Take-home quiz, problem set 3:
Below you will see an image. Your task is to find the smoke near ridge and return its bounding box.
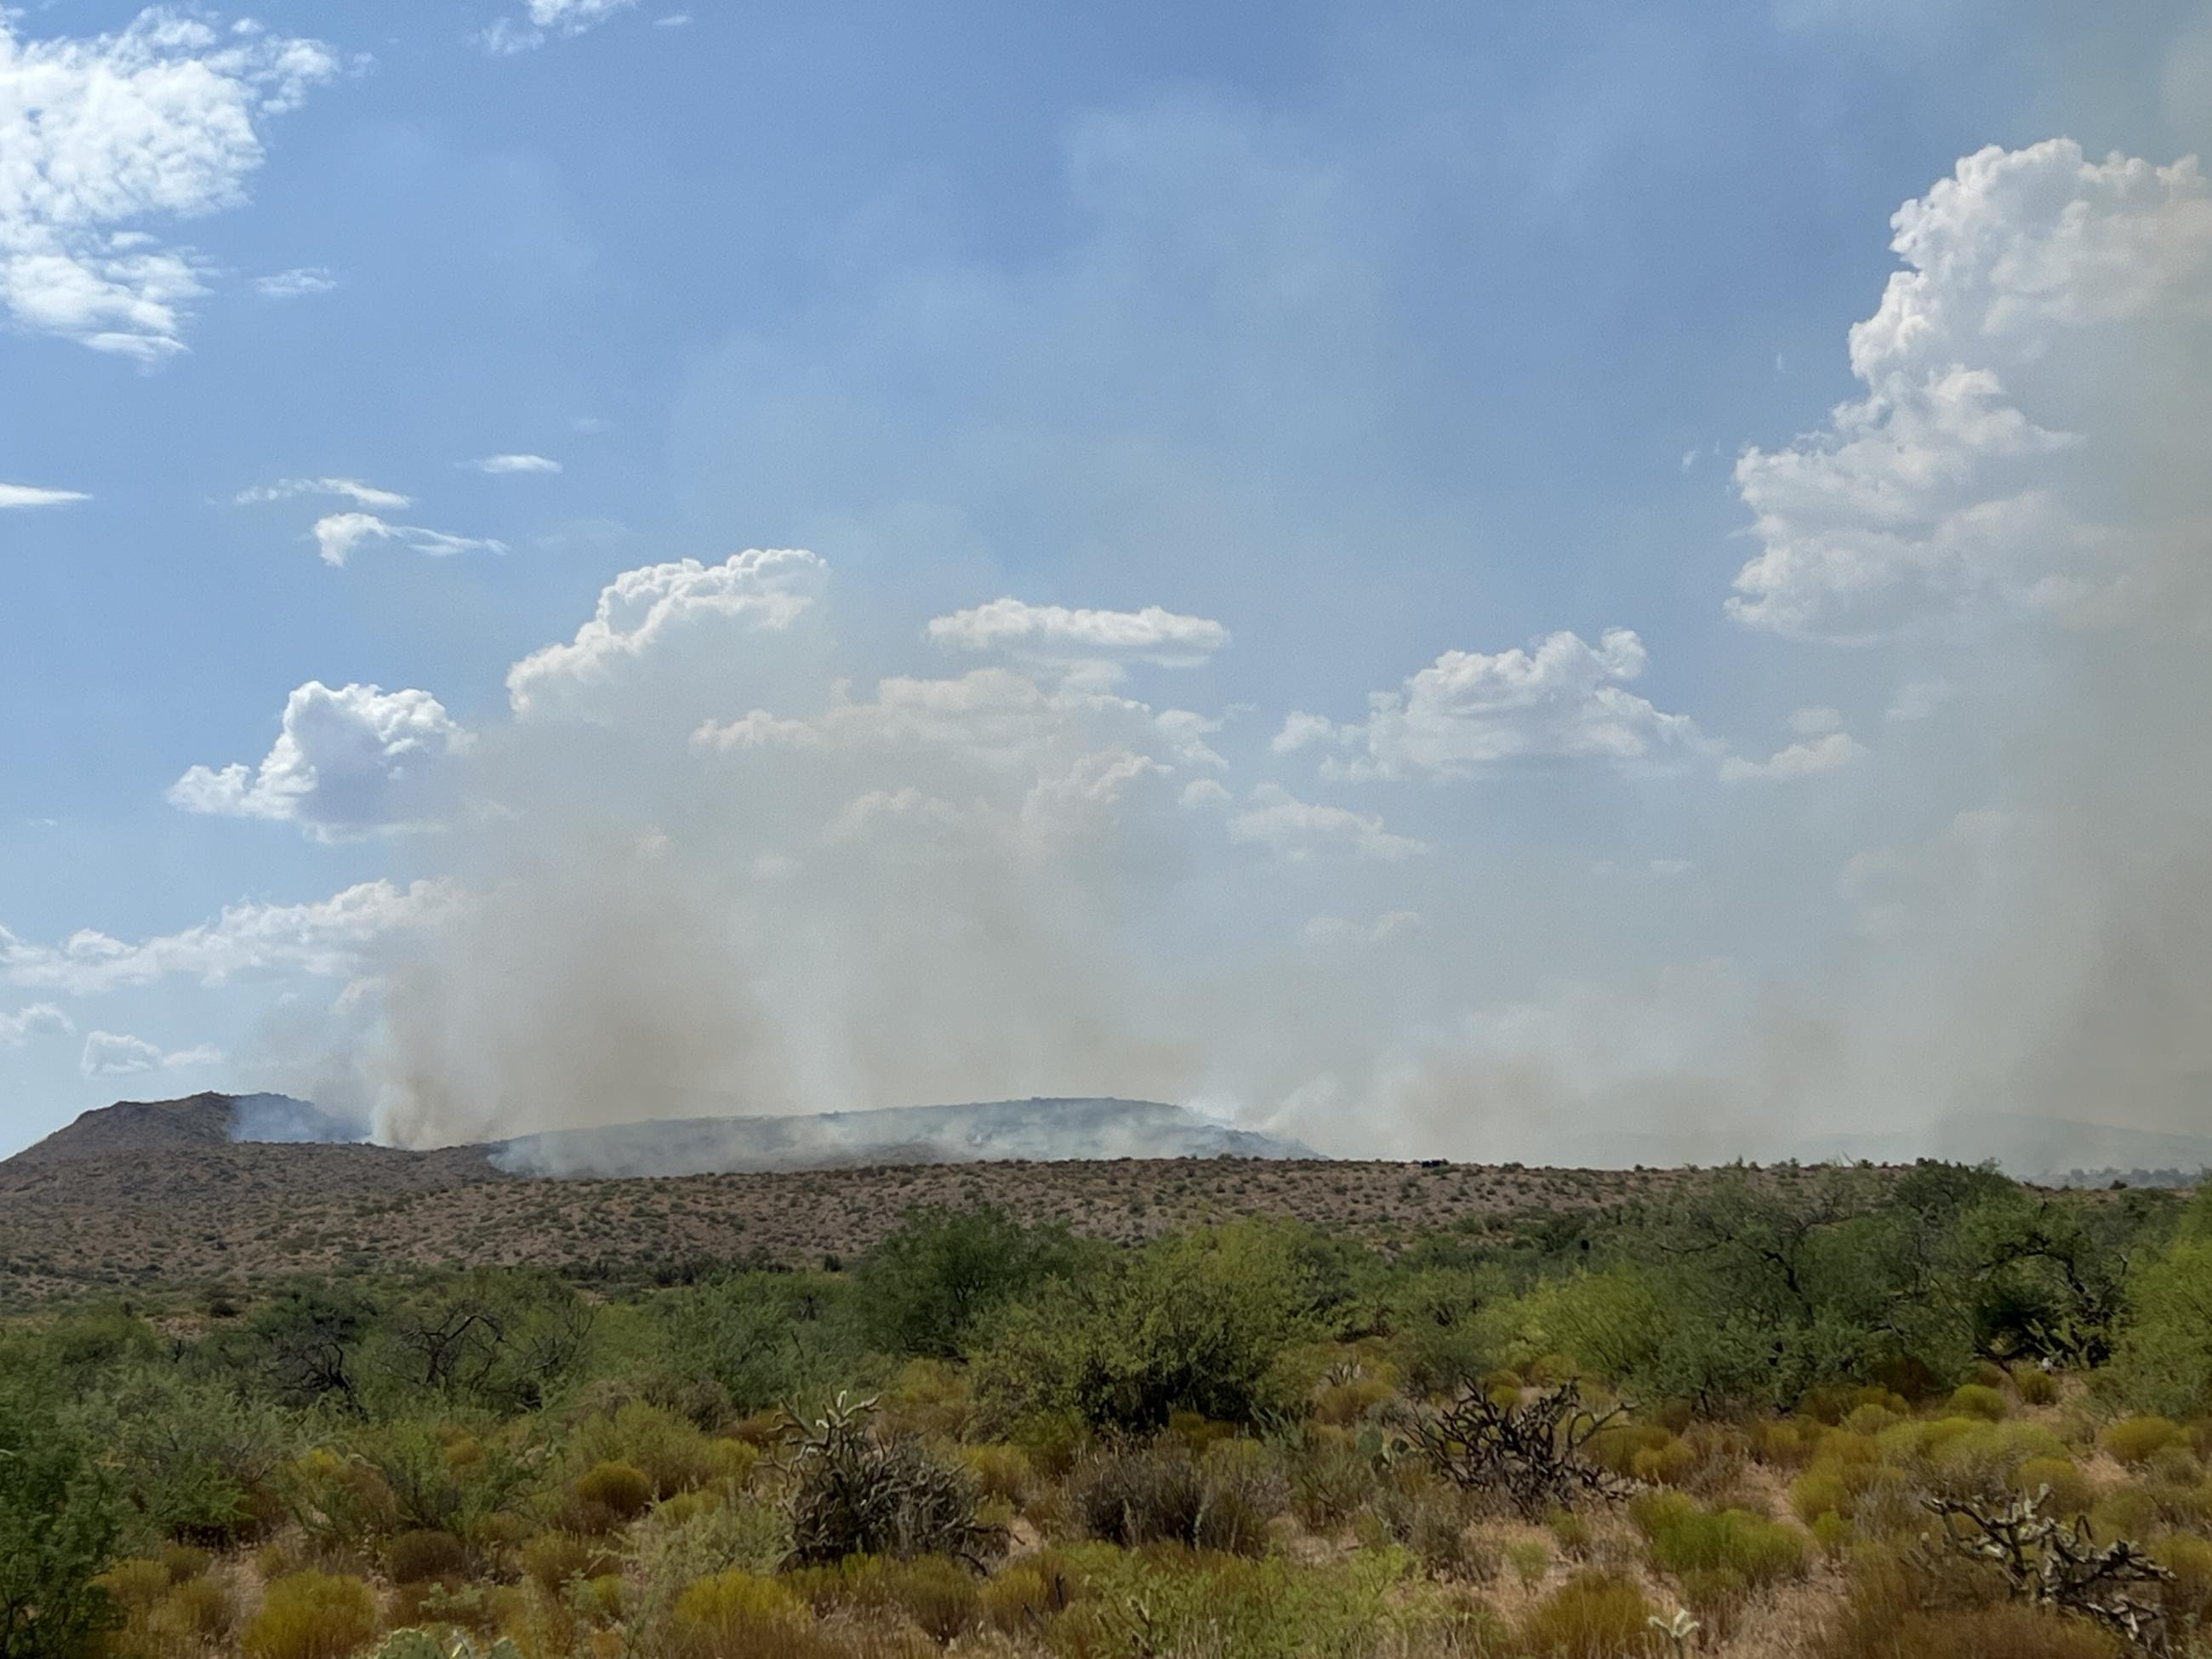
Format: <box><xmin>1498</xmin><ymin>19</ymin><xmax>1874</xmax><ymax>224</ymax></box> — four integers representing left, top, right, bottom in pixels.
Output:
<box><xmin>248</xmin><ymin>140</ymin><xmax>2212</xmax><ymax>1172</ymax></box>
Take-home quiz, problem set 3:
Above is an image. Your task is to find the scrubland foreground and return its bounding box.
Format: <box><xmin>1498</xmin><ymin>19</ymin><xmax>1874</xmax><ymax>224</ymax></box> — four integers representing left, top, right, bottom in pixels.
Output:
<box><xmin>12</xmin><ymin>1163</ymin><xmax>2212</xmax><ymax>1658</ymax></box>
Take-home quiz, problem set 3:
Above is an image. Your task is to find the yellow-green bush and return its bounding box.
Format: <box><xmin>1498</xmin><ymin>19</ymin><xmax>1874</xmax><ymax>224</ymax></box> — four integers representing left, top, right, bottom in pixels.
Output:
<box><xmin>571</xmin><ymin>1403</ymin><xmax>715</xmax><ymax>1498</ymax></box>
<box><xmin>978</xmin><ymin>1553</ymin><xmax>1078</xmax><ymax>1633</ymax></box>
<box><xmin>960</xmin><ymin>1443</ymin><xmax>1035</xmax><ymax>1506</ymax></box>
<box><xmin>569</xmin><ymin>1461</ymin><xmax>652</xmax><ymax>1530</ymax></box>
<box><xmin>1629</xmin><ymin>1490</ymin><xmax>1807</xmax><ymax>1590</ymax></box>
<box><xmin>2012</xmin><ymin>1456</ymin><xmax>2095</xmax><ymax>1517</ymax></box>
<box><xmin>239</xmin><ymin>1571</ymin><xmax>379</xmax><ymax>1659</ymax></box>
<box><xmin>2015</xmin><ymin>1366</ymin><xmax>2061</xmax><ymax>1406</ymax></box>
<box><xmin>1516</xmin><ymin>1571</ymin><xmax>1661</xmax><ymax>1658</ymax></box>
<box><xmin>668</xmin><ymin>1569</ymin><xmax>808</xmax><ymax>1653</ymax></box>
<box><xmin>1949</xmin><ymin>1384</ymin><xmax>2007</xmax><ymax>1422</ymax></box>
<box><xmin>2101</xmin><ymin>1417</ymin><xmax>2186</xmax><ymax>1467</ymax></box>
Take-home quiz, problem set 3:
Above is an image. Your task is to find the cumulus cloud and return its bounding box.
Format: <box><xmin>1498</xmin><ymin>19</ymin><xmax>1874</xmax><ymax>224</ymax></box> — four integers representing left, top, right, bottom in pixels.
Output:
<box><xmin>1</xmin><ymin>880</ymin><xmax>461</xmax><ymax>996</ymax></box>
<box><xmin>1727</xmin><ymin>141</ymin><xmax>2212</xmax><ymax>637</ymax></box>
<box><xmin>507</xmin><ymin>547</ymin><xmax>823</xmax><ymax>718</ymax></box>
<box><xmin>312</xmin><ymin>512</ymin><xmax>508</xmax><ymax>567</ymax></box>
<box><xmin>80</xmin><ymin>1030</ymin><xmax>222</xmax><ymax>1079</ymax></box>
<box><xmin>1277</xmin><ymin>629</ymin><xmax>1702</xmax><ymax>779</ymax></box>
<box><xmin>168</xmin><ymin>682</ymin><xmax>473</xmax><ymax>839</ymax></box>
<box><xmin>467</xmin><ymin>453</ymin><xmax>562</xmax><ymax>475</ymax></box>
<box><xmin>480</xmin><ymin>0</ymin><xmax>638</xmax><ymax>54</ymax></box>
<box><xmin>0</xmin><ymin>1003</ymin><xmax>71</xmax><ymax>1047</ymax></box>
<box><xmin>235</xmin><ymin>477</ymin><xmax>411</xmax><ymax>510</ymax></box>
<box><xmin>1719</xmin><ymin>731</ymin><xmax>1867</xmax><ymax>782</ymax></box>
<box><xmin>1228</xmin><ymin>784</ymin><xmax>1428</xmax><ymax>862</ymax></box>
<box><xmin>926</xmin><ymin>598</ymin><xmax>1229</xmax><ymax>666</ymax></box>
<box><xmin>0</xmin><ymin>483</ymin><xmax>88</xmax><ymax>508</ymax></box>
<box><xmin>0</xmin><ymin>9</ymin><xmax>339</xmax><ymax>358</ymax></box>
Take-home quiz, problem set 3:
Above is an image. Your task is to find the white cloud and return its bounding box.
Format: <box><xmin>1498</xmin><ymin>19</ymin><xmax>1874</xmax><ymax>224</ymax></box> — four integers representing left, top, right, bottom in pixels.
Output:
<box><xmin>235</xmin><ymin>477</ymin><xmax>411</xmax><ymax>510</ymax></box>
<box><xmin>313</xmin><ymin>512</ymin><xmax>508</xmax><ymax>568</ymax></box>
<box><xmin>0</xmin><ymin>10</ymin><xmax>339</xmax><ymax>358</ymax></box>
<box><xmin>1228</xmin><ymin>784</ymin><xmax>1428</xmax><ymax>862</ymax></box>
<box><xmin>1886</xmin><ymin>679</ymin><xmax>1957</xmax><ymax>721</ymax></box>
<box><xmin>507</xmin><ymin>547</ymin><xmax>824</xmax><ymax>718</ymax></box>
<box><xmin>1789</xmin><ymin>705</ymin><xmax>1844</xmax><ymax>736</ymax></box>
<box><xmin>0</xmin><ymin>482</ymin><xmax>88</xmax><ymax>508</ymax></box>
<box><xmin>1</xmin><ymin>879</ymin><xmax>462</xmax><ymax>996</ymax></box>
<box><xmin>1719</xmin><ymin>731</ymin><xmax>1867</xmax><ymax>782</ymax></box>
<box><xmin>1276</xmin><ymin>629</ymin><xmax>1702</xmax><ymax>780</ymax></box>
<box><xmin>0</xmin><ymin>1002</ymin><xmax>71</xmax><ymax>1047</ymax></box>
<box><xmin>479</xmin><ymin>0</ymin><xmax>638</xmax><ymax>54</ymax></box>
<box><xmin>80</xmin><ymin>1030</ymin><xmax>222</xmax><ymax>1079</ymax></box>
<box><xmin>926</xmin><ymin>597</ymin><xmax>1229</xmax><ymax>665</ymax></box>
<box><xmin>654</xmin><ymin>13</ymin><xmax>694</xmax><ymax>26</ymax></box>
<box><xmin>467</xmin><ymin>453</ymin><xmax>562</xmax><ymax>475</ymax></box>
<box><xmin>1727</xmin><ymin>141</ymin><xmax>2212</xmax><ymax>637</ymax></box>
<box><xmin>254</xmin><ymin>265</ymin><xmax>335</xmax><ymax>299</ymax></box>
<box><xmin>168</xmin><ymin>681</ymin><xmax>473</xmax><ymax>839</ymax></box>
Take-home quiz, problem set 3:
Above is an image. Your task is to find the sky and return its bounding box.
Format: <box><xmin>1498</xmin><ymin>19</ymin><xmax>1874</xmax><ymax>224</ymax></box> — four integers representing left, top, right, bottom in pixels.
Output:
<box><xmin>2</xmin><ymin>0</ymin><xmax>2208</xmax><ymax>1160</ymax></box>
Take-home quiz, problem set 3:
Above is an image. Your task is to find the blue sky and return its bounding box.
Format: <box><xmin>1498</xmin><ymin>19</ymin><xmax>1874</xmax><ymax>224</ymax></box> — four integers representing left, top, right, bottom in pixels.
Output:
<box><xmin>3</xmin><ymin>1</ymin><xmax>2209</xmax><ymax>1159</ymax></box>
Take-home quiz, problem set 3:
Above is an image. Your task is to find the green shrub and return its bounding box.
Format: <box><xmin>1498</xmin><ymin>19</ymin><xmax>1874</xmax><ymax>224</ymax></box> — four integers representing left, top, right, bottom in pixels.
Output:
<box><xmin>0</xmin><ymin>1394</ymin><xmax>124</xmax><ymax>1659</ymax></box>
<box><xmin>856</xmin><ymin>1206</ymin><xmax>1087</xmax><ymax>1360</ymax></box>
<box><xmin>667</xmin><ymin>1570</ymin><xmax>807</xmax><ymax>1655</ymax></box>
<box><xmin>1516</xmin><ymin>1571</ymin><xmax>1661</xmax><ymax>1658</ymax></box>
<box><xmin>973</xmin><ymin>1223</ymin><xmax>1313</xmax><ymax>1433</ymax></box>
<box><xmin>1950</xmin><ymin>1384</ymin><xmax>2007</xmax><ymax>1422</ymax></box>
<box><xmin>239</xmin><ymin>1571</ymin><xmax>378</xmax><ymax>1659</ymax></box>
<box><xmin>1629</xmin><ymin>1490</ymin><xmax>1808</xmax><ymax>1590</ymax></box>
<box><xmin>573</xmin><ymin>1461</ymin><xmax>653</xmax><ymax>1522</ymax></box>
<box><xmin>2101</xmin><ymin>1417</ymin><xmax>2186</xmax><ymax>1467</ymax></box>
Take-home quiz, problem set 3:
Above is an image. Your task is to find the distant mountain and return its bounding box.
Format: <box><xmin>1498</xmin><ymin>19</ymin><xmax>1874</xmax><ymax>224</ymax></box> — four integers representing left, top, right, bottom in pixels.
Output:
<box><xmin>11</xmin><ymin>1091</ymin><xmax>367</xmax><ymax>1165</ymax></box>
<box><xmin>489</xmin><ymin>1097</ymin><xmax>1317</xmax><ymax>1177</ymax></box>
<box><xmin>7</xmin><ymin>1092</ymin><xmax>1312</xmax><ymax>1178</ymax></box>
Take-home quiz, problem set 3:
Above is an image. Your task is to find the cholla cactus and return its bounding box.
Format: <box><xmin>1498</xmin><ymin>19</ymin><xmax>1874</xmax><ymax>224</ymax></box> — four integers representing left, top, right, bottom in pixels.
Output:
<box><xmin>370</xmin><ymin>1632</ymin><xmax>521</xmax><ymax>1659</ymax></box>
<box><xmin>778</xmin><ymin>1391</ymin><xmax>1003</xmax><ymax>1568</ymax></box>
<box><xmin>1649</xmin><ymin>1608</ymin><xmax>1701</xmax><ymax>1656</ymax></box>
<box><xmin>1918</xmin><ymin>1487</ymin><xmax>2173</xmax><ymax>1651</ymax></box>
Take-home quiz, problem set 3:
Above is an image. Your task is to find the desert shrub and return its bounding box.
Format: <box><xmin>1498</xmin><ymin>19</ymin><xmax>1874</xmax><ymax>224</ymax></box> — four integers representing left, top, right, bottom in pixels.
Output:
<box><xmin>567</xmin><ymin>1402</ymin><xmax>715</xmax><ymax>1499</ymax></box>
<box><xmin>782</xmin><ymin>1394</ymin><xmax>1001</xmax><ymax>1568</ymax></box>
<box><xmin>1368</xmin><ymin>1474</ymin><xmax>1482</xmax><ymax>1580</ymax></box>
<box><xmin>573</xmin><ymin>1461</ymin><xmax>653</xmax><ymax>1523</ymax></box>
<box><xmin>1952</xmin><ymin>1384</ymin><xmax>2009</xmax><ymax>1421</ymax></box>
<box><xmin>972</xmin><ymin>1223</ymin><xmax>1313</xmax><ymax>1433</ymax></box>
<box><xmin>1508</xmin><ymin>1541</ymin><xmax>1551</xmax><ymax>1588</ymax></box>
<box><xmin>1629</xmin><ymin>1490</ymin><xmax>1808</xmax><ymax>1590</ymax></box>
<box><xmin>958</xmin><ymin>1444</ymin><xmax>1034</xmax><ymax>1507</ymax></box>
<box><xmin>2018</xmin><ymin>1367</ymin><xmax>2062</xmax><ymax>1405</ymax></box>
<box><xmin>877</xmin><ymin>1556</ymin><xmax>978</xmax><ymax>1644</ymax></box>
<box><xmin>1047</xmin><ymin>1544</ymin><xmax>1419</xmax><ymax>1659</ymax></box>
<box><xmin>977</xmin><ymin>1555</ymin><xmax>1078</xmax><ymax>1633</ymax></box>
<box><xmin>1386</xmin><ymin>1266</ymin><xmax>1513</xmax><ymax>1394</ymax></box>
<box><xmin>334</xmin><ymin>1419</ymin><xmax>534</xmax><ymax>1547</ymax></box>
<box><xmin>77</xmin><ymin>1371</ymin><xmax>290</xmax><ymax>1548</ymax></box>
<box><xmin>365</xmin><ymin>1269</ymin><xmax>595</xmax><ymax>1417</ymax></box>
<box><xmin>629</xmin><ymin>1491</ymin><xmax>788</xmax><ymax>1590</ymax></box>
<box><xmin>856</xmin><ymin>1206</ymin><xmax>1088</xmax><ymax>1360</ymax></box>
<box><xmin>0</xmin><ymin>1392</ymin><xmax>124</xmax><ymax>1659</ymax></box>
<box><xmin>1516</xmin><ymin>1571</ymin><xmax>1661</xmax><ymax>1658</ymax></box>
<box><xmin>667</xmin><ymin>1570</ymin><xmax>807</xmax><ymax>1655</ymax></box>
<box><xmin>662</xmin><ymin>1272</ymin><xmax>866</xmax><ymax>1417</ymax></box>
<box><xmin>2101</xmin><ymin>1417</ymin><xmax>2187</xmax><ymax>1467</ymax></box>
<box><xmin>2105</xmin><ymin>1238</ymin><xmax>2212</xmax><ymax>1417</ymax></box>
<box><xmin>1063</xmin><ymin>1435</ymin><xmax>1285</xmax><ymax>1555</ymax></box>
<box><xmin>1279</xmin><ymin>1424</ymin><xmax>1377</xmax><ymax>1529</ymax></box>
<box><xmin>2015</xmin><ymin>1457</ymin><xmax>2097</xmax><ymax>1518</ymax></box>
<box><xmin>1818</xmin><ymin>1552</ymin><xmax>2126</xmax><ymax>1659</ymax></box>
<box><xmin>385</xmin><ymin>1530</ymin><xmax>468</xmax><ymax>1585</ymax></box>
<box><xmin>239</xmin><ymin>1571</ymin><xmax>378</xmax><ymax>1659</ymax></box>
